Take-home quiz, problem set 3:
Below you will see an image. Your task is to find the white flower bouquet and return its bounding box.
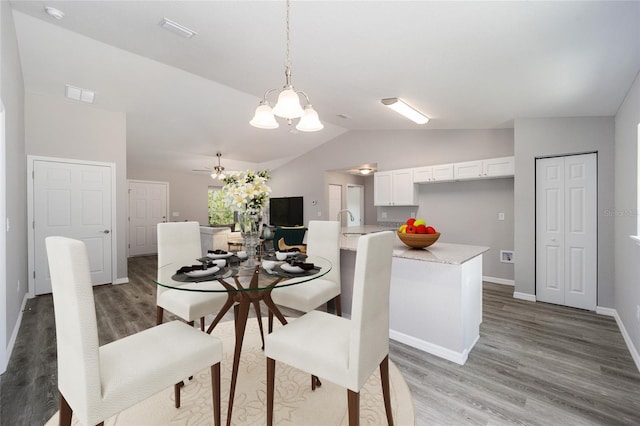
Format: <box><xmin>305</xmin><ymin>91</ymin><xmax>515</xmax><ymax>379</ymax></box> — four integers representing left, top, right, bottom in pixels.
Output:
<box><xmin>221</xmin><ymin>169</ymin><xmax>271</xmax><ymax>215</ymax></box>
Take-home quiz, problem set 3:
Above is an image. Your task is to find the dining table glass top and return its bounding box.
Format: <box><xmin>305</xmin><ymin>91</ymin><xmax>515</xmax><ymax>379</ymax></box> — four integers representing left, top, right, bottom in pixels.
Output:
<box><xmin>154</xmin><ymin>255</ymin><xmax>332</xmax><ymax>293</ymax></box>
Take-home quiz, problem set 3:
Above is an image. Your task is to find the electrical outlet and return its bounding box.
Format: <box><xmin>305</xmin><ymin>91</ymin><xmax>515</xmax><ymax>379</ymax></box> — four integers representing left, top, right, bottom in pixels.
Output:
<box><xmin>381</xmin><ymin>212</ymin><xmax>388</xmax><ymax>219</ymax></box>
<box><xmin>317</xmin><ymin>211</ymin><xmax>321</xmax><ymax>217</ymax></box>
<box><xmin>172</xmin><ymin>212</ymin><xmax>179</xmax><ymax>217</ymax></box>
<box><xmin>498</xmin><ymin>212</ymin><xmax>505</xmax><ymax>221</ymax></box>
<box><xmin>16</xmin><ymin>280</ymin><xmax>20</xmax><ymax>293</ymax></box>
<box><xmin>637</xmin><ymin>305</ymin><xmax>640</xmax><ymax>323</ymax></box>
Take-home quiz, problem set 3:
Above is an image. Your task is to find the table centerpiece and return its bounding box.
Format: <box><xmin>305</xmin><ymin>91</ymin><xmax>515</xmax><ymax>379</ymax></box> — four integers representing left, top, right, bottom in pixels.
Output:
<box><xmin>222</xmin><ymin>169</ymin><xmax>271</xmax><ymax>267</ymax></box>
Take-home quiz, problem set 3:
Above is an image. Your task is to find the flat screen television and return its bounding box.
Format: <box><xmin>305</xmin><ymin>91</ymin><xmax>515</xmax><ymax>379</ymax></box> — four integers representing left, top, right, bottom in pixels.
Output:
<box><xmin>269</xmin><ymin>196</ymin><xmax>304</xmax><ymax>227</ymax></box>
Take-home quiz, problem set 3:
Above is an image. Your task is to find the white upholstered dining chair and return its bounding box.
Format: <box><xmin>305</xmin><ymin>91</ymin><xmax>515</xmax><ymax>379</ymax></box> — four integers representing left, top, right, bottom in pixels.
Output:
<box><xmin>156</xmin><ymin>221</ymin><xmax>229</xmax><ymax>332</ymax></box>
<box><xmin>269</xmin><ymin>220</ymin><xmax>342</xmax><ymax>324</ymax></box>
<box><xmin>264</xmin><ymin>231</ymin><xmax>395</xmax><ymax>426</ymax></box>
<box><xmin>46</xmin><ymin>236</ymin><xmax>223</xmax><ymax>426</ymax></box>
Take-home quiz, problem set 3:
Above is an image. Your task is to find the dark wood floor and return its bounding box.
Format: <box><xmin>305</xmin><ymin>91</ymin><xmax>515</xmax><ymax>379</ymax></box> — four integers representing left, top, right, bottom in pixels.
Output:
<box><xmin>2</xmin><ymin>255</ymin><xmax>640</xmax><ymax>425</ymax></box>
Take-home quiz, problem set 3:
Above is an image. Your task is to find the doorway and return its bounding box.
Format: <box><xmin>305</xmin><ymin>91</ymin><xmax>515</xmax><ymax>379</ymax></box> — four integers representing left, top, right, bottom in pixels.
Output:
<box><xmin>28</xmin><ymin>156</ymin><xmax>116</xmax><ymax>295</ymax></box>
<box><xmin>346</xmin><ymin>184</ymin><xmax>364</xmax><ymax>227</ymax></box>
<box><xmin>535</xmin><ymin>153</ymin><xmax>597</xmax><ymax>310</ymax></box>
<box><xmin>128</xmin><ymin>180</ymin><xmax>168</xmax><ymax>256</ymax></box>
<box><xmin>328</xmin><ymin>184</ymin><xmax>342</xmax><ymax>223</ymax></box>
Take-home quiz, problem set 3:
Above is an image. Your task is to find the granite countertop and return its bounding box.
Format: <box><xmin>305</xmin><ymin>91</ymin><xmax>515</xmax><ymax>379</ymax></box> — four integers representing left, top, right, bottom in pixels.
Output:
<box><xmin>340</xmin><ymin>226</ymin><xmax>489</xmax><ymax>265</ymax></box>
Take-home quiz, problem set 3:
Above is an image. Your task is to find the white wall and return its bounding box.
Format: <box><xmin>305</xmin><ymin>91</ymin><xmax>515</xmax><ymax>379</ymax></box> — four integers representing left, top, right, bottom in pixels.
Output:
<box><xmin>513</xmin><ymin>117</ymin><xmax>615</xmax><ymax>307</ymax></box>
<box><xmin>1</xmin><ymin>1</ymin><xmax>27</xmax><ymax>373</ymax></box>
<box><xmin>25</xmin><ymin>92</ymin><xmax>128</xmax><ymax>282</ymax></box>
<box><xmin>269</xmin><ymin>128</ymin><xmax>515</xmax><ymax>281</ymax></box>
<box><xmin>614</xmin><ymin>71</ymin><xmax>640</xmax><ymax>358</ymax></box>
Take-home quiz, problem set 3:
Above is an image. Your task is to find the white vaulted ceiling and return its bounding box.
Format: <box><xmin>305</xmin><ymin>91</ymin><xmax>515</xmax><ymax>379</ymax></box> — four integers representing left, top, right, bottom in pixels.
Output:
<box><xmin>8</xmin><ymin>0</ymin><xmax>640</xmax><ymax>172</ymax></box>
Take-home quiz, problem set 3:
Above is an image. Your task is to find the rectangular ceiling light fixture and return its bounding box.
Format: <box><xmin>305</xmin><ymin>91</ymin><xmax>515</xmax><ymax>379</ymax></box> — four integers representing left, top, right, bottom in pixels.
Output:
<box><xmin>381</xmin><ymin>98</ymin><xmax>430</xmax><ymax>124</ymax></box>
<box><xmin>65</xmin><ymin>84</ymin><xmax>95</xmax><ymax>103</ymax></box>
<box><xmin>160</xmin><ymin>17</ymin><xmax>197</xmax><ymax>38</ymax></box>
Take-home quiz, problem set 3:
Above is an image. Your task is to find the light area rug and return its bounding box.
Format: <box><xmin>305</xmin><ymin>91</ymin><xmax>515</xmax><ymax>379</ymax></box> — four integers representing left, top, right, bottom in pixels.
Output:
<box><xmin>46</xmin><ymin>318</ymin><xmax>415</xmax><ymax>425</ymax></box>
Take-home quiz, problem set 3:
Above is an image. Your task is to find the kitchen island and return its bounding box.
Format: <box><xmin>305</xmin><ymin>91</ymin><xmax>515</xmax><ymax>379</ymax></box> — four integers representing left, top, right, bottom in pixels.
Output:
<box><xmin>340</xmin><ymin>226</ymin><xmax>488</xmax><ymax>365</ymax></box>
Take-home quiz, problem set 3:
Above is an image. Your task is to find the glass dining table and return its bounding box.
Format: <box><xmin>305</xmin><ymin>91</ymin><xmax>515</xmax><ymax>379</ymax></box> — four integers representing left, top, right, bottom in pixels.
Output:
<box><xmin>155</xmin><ymin>254</ymin><xmax>332</xmax><ymax>426</ymax></box>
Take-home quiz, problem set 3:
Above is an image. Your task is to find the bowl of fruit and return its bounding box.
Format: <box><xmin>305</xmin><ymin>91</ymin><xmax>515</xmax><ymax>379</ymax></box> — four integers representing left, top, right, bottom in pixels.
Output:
<box><xmin>397</xmin><ymin>218</ymin><xmax>440</xmax><ymax>248</ymax></box>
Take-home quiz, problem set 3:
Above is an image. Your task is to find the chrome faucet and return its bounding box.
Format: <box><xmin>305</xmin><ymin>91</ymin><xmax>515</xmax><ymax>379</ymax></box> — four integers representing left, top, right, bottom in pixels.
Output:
<box><xmin>337</xmin><ymin>209</ymin><xmax>354</xmax><ymax>223</ymax></box>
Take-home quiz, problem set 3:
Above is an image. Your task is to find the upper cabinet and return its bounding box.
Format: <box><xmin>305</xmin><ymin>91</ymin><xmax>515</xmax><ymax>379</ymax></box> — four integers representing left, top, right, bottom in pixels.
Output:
<box><xmin>374</xmin><ymin>168</ymin><xmax>417</xmax><ymax>206</ymax></box>
<box><xmin>413</xmin><ymin>164</ymin><xmax>454</xmax><ymax>183</ymax></box>
<box><xmin>375</xmin><ymin>156</ymin><xmax>514</xmax><ymax>207</ymax></box>
<box><xmin>453</xmin><ymin>156</ymin><xmax>514</xmax><ymax>180</ymax></box>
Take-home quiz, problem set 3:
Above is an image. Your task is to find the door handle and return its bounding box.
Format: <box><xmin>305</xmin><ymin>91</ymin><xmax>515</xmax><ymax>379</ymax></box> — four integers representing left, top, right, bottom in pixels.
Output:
<box><xmin>101</xmin><ymin>230</ymin><xmax>110</xmax><ymax>234</ymax></box>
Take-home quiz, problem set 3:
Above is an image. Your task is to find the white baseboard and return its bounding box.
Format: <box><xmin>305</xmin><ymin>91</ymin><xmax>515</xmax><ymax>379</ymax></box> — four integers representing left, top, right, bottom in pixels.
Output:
<box><xmin>483</xmin><ymin>276</ymin><xmax>515</xmax><ymax>286</ymax></box>
<box><xmin>596</xmin><ymin>306</ymin><xmax>616</xmax><ymax>317</ymax></box>
<box><xmin>1</xmin><ymin>293</ymin><xmax>29</xmax><ymax>374</ymax></box>
<box><xmin>389</xmin><ymin>328</ymin><xmax>477</xmax><ymax>365</ymax></box>
<box><xmin>513</xmin><ymin>292</ymin><xmax>536</xmax><ymax>302</ymax></box>
<box><xmin>113</xmin><ymin>277</ymin><xmax>129</xmax><ymax>285</ymax></box>
<box><xmin>608</xmin><ymin>308</ymin><xmax>640</xmax><ymax>373</ymax></box>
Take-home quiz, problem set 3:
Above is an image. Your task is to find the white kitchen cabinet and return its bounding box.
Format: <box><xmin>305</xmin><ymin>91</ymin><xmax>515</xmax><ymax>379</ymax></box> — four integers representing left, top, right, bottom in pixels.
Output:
<box><xmin>432</xmin><ymin>163</ymin><xmax>454</xmax><ymax>181</ymax></box>
<box><xmin>413</xmin><ymin>166</ymin><xmax>433</xmax><ymax>183</ymax></box>
<box><xmin>454</xmin><ymin>160</ymin><xmax>483</xmax><ymax>179</ymax></box>
<box><xmin>414</xmin><ymin>164</ymin><xmax>454</xmax><ymax>183</ymax></box>
<box><xmin>454</xmin><ymin>156</ymin><xmax>514</xmax><ymax>180</ymax></box>
<box><xmin>483</xmin><ymin>156</ymin><xmax>514</xmax><ymax>177</ymax></box>
<box><xmin>374</xmin><ymin>168</ymin><xmax>417</xmax><ymax>206</ymax></box>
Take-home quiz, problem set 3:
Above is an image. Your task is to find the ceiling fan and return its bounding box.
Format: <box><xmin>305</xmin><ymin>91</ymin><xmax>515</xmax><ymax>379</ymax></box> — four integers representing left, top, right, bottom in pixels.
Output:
<box><xmin>192</xmin><ymin>152</ymin><xmax>227</xmax><ymax>180</ymax></box>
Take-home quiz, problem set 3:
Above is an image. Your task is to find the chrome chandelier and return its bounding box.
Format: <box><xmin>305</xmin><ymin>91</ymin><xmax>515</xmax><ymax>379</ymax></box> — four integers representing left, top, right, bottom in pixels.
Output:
<box><xmin>249</xmin><ymin>0</ymin><xmax>323</xmax><ymax>132</ymax></box>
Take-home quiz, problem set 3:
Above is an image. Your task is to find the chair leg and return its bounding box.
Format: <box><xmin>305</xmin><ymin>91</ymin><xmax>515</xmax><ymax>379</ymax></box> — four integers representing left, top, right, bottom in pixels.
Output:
<box><xmin>268</xmin><ymin>309</ymin><xmax>274</xmax><ymax>333</ymax></box>
<box><xmin>200</xmin><ymin>317</ymin><xmax>205</xmax><ymax>331</ymax></box>
<box><xmin>311</xmin><ymin>375</ymin><xmax>322</xmax><ymax>390</ymax></box>
<box><xmin>59</xmin><ymin>391</ymin><xmax>73</xmax><ymax>426</ymax></box>
<box><xmin>211</xmin><ymin>363</ymin><xmax>221</xmax><ymax>426</ymax></box>
<box><xmin>156</xmin><ymin>306</ymin><xmax>164</xmax><ymax>325</ymax></box>
<box><xmin>187</xmin><ymin>320</ymin><xmax>195</xmax><ymax>327</ymax></box>
<box><xmin>380</xmin><ymin>355</ymin><xmax>394</xmax><ymax>425</ymax></box>
<box><xmin>334</xmin><ymin>295</ymin><xmax>342</xmax><ymax>317</ymax></box>
<box><xmin>266</xmin><ymin>357</ymin><xmax>276</xmax><ymax>426</ymax></box>
<box><xmin>174</xmin><ymin>382</ymin><xmax>182</xmax><ymax>408</ymax></box>
<box><xmin>347</xmin><ymin>389</ymin><xmax>360</xmax><ymax>426</ymax></box>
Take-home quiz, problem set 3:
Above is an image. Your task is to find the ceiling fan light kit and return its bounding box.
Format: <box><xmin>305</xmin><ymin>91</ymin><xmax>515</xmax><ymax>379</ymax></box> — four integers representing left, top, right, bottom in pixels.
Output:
<box><xmin>381</xmin><ymin>97</ymin><xmax>430</xmax><ymax>124</ymax></box>
<box><xmin>210</xmin><ymin>152</ymin><xmax>226</xmax><ymax>180</ymax></box>
<box><xmin>250</xmin><ymin>0</ymin><xmax>323</xmax><ymax>132</ymax></box>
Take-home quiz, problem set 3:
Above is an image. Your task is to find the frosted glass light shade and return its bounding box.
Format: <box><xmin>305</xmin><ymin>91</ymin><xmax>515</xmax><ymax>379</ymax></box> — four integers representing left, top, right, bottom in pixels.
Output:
<box><xmin>273</xmin><ymin>88</ymin><xmax>304</xmax><ymax>119</ymax></box>
<box><xmin>250</xmin><ymin>103</ymin><xmax>279</xmax><ymax>129</ymax></box>
<box><xmin>295</xmin><ymin>105</ymin><xmax>323</xmax><ymax>132</ymax></box>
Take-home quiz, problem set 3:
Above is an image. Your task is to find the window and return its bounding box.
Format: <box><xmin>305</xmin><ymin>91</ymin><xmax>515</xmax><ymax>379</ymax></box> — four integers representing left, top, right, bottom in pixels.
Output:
<box><xmin>208</xmin><ymin>188</ymin><xmax>234</xmax><ymax>226</ymax></box>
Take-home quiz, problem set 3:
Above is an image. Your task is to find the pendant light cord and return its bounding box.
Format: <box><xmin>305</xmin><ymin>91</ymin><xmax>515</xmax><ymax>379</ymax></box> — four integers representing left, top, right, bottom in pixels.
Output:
<box><xmin>284</xmin><ymin>0</ymin><xmax>292</xmax><ymax>86</ymax></box>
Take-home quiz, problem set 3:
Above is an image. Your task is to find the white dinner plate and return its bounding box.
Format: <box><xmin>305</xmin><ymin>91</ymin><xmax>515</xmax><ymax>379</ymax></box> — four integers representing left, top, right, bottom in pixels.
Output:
<box><xmin>207</xmin><ymin>252</ymin><xmax>233</xmax><ymax>259</ymax></box>
<box><xmin>184</xmin><ymin>266</ymin><xmax>220</xmax><ymax>277</ymax></box>
<box><xmin>280</xmin><ymin>264</ymin><xmax>304</xmax><ymax>274</ymax></box>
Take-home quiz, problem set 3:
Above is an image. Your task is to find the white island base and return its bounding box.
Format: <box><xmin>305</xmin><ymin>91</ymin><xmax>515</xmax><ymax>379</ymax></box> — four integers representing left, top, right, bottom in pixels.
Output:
<box><xmin>340</xmin><ymin>230</ymin><xmax>488</xmax><ymax>365</ymax></box>
<box><xmin>389</xmin><ymin>254</ymin><xmax>483</xmax><ymax>365</ymax></box>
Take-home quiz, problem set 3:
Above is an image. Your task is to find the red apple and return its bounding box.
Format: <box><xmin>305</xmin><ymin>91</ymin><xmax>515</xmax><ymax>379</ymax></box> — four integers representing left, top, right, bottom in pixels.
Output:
<box><xmin>426</xmin><ymin>226</ymin><xmax>436</xmax><ymax>234</ymax></box>
<box><xmin>405</xmin><ymin>225</ymin><xmax>417</xmax><ymax>234</ymax></box>
<box><xmin>406</xmin><ymin>218</ymin><xmax>416</xmax><ymax>226</ymax></box>
<box><xmin>416</xmin><ymin>224</ymin><xmax>427</xmax><ymax>234</ymax></box>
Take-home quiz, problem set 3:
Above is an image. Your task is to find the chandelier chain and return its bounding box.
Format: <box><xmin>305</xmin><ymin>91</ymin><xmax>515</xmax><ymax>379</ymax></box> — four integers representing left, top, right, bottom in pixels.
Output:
<box><xmin>285</xmin><ymin>0</ymin><xmax>291</xmax><ymax>74</ymax></box>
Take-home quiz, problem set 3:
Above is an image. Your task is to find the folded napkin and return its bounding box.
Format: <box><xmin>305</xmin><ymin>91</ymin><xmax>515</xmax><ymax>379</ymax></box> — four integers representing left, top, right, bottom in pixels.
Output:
<box><xmin>208</xmin><ymin>249</ymin><xmax>228</xmax><ymax>255</ymax></box>
<box><xmin>176</xmin><ymin>264</ymin><xmax>208</xmax><ymax>274</ymax></box>
<box><xmin>290</xmin><ymin>261</ymin><xmax>318</xmax><ymax>271</ymax></box>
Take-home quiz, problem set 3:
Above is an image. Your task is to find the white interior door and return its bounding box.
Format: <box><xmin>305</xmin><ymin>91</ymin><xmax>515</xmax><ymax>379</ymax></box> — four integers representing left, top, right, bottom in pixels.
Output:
<box><xmin>346</xmin><ymin>184</ymin><xmax>364</xmax><ymax>226</ymax></box>
<box><xmin>128</xmin><ymin>181</ymin><xmax>168</xmax><ymax>256</ymax></box>
<box><xmin>33</xmin><ymin>159</ymin><xmax>113</xmax><ymax>295</ymax></box>
<box><xmin>536</xmin><ymin>153</ymin><xmax>597</xmax><ymax>310</ymax></box>
<box><xmin>328</xmin><ymin>184</ymin><xmax>342</xmax><ymax>223</ymax></box>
